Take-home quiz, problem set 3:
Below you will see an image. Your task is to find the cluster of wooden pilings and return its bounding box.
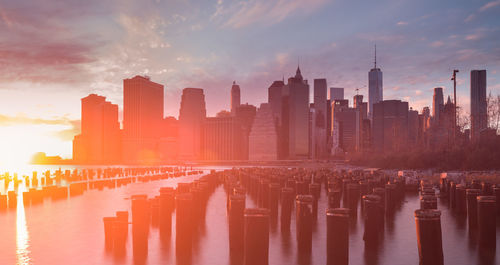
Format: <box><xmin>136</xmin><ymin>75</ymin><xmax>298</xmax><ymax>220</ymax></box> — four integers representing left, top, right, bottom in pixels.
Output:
<box><xmin>221</xmin><ymin>167</ymin><xmax>410</xmax><ymax>265</ymax></box>
<box><xmin>98</xmin><ymin>167</ymin><xmax>499</xmax><ymax>265</ymax></box>
<box><xmin>0</xmin><ymin>167</ymin><xmax>202</xmax><ymax>211</ymax></box>
<box><xmin>438</xmin><ymin>177</ymin><xmax>498</xmax><ymax>263</ymax></box>
<box><xmin>102</xmin><ymin>170</ymin><xmax>221</xmax><ymax>265</ymax></box>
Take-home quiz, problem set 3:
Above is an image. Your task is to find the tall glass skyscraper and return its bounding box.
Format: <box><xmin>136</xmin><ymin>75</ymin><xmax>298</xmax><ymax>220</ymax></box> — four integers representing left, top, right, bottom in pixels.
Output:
<box><xmin>368</xmin><ymin>46</ymin><xmax>383</xmax><ymax>119</ymax></box>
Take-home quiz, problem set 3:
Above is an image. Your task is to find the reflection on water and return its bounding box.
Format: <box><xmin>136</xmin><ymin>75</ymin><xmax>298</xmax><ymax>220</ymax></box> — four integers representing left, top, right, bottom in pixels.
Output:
<box><xmin>16</xmin><ymin>188</ymin><xmax>31</xmax><ymax>265</ymax></box>
<box><xmin>0</xmin><ymin>166</ymin><xmax>498</xmax><ymax>265</ymax></box>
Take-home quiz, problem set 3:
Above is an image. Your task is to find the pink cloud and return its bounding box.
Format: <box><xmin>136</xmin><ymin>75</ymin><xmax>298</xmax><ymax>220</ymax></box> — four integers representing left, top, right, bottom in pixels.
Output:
<box><xmin>213</xmin><ymin>0</ymin><xmax>329</xmax><ymax>28</ymax></box>
<box><xmin>479</xmin><ymin>0</ymin><xmax>500</xmax><ymax>12</ymax></box>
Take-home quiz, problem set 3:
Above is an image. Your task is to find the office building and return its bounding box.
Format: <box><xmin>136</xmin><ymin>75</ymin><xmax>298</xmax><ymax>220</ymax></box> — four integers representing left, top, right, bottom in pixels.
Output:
<box><xmin>330</xmin><ymin>87</ymin><xmax>344</xmax><ymax>101</ymax></box>
<box><xmin>179</xmin><ymin>88</ymin><xmax>206</xmax><ymax>160</ymax></box>
<box><xmin>73</xmin><ymin>94</ymin><xmax>121</xmax><ymax>164</ymax></box>
<box><xmin>284</xmin><ymin>66</ymin><xmax>310</xmax><ymax>159</ymax></box>
<box><xmin>368</xmin><ymin>47</ymin><xmax>383</xmax><ymax>118</ymax></box>
<box><xmin>470</xmin><ymin>70</ymin><xmax>487</xmax><ymax>141</ymax></box>
<box><xmin>372</xmin><ymin>100</ymin><xmax>409</xmax><ymax>152</ymax></box>
<box><xmin>432</xmin><ymin>87</ymin><xmax>444</xmax><ymax>123</ymax></box>
<box><xmin>313</xmin><ymin>79</ymin><xmax>328</xmax><ymax>158</ymax></box>
<box><xmin>122</xmin><ymin>75</ymin><xmax>164</xmax><ymax>163</ymax></box>
<box><xmin>230</xmin><ymin>81</ymin><xmax>241</xmax><ymax>115</ymax></box>
<box><xmin>249</xmin><ymin>103</ymin><xmax>278</xmax><ymax>160</ymax></box>
<box><xmin>201</xmin><ymin>116</ymin><xmax>244</xmax><ymax>160</ymax></box>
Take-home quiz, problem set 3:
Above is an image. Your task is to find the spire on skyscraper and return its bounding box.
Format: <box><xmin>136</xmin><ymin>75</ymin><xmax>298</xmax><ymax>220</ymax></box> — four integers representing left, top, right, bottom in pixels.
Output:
<box><xmin>374</xmin><ymin>44</ymin><xmax>377</xmax><ymax>69</ymax></box>
<box><xmin>295</xmin><ymin>63</ymin><xmax>303</xmax><ymax>80</ymax></box>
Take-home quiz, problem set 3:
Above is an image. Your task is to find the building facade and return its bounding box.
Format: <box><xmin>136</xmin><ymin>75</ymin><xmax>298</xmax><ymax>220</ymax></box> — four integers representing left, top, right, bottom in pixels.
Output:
<box><xmin>372</xmin><ymin>100</ymin><xmax>409</xmax><ymax>153</ymax></box>
<box><xmin>249</xmin><ymin>103</ymin><xmax>278</xmax><ymax>160</ymax></box>
<box><xmin>313</xmin><ymin>79</ymin><xmax>328</xmax><ymax>158</ymax></box>
<box><xmin>73</xmin><ymin>94</ymin><xmax>121</xmax><ymax>164</ymax></box>
<box><xmin>122</xmin><ymin>75</ymin><xmax>164</xmax><ymax>164</ymax></box>
<box><xmin>179</xmin><ymin>88</ymin><xmax>206</xmax><ymax>160</ymax></box>
<box><xmin>285</xmin><ymin>67</ymin><xmax>310</xmax><ymax>159</ymax></box>
<box><xmin>470</xmin><ymin>70</ymin><xmax>487</xmax><ymax>141</ymax></box>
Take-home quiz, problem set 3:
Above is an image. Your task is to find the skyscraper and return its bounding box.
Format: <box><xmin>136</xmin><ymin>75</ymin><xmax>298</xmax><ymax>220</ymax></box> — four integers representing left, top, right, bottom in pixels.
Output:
<box><xmin>122</xmin><ymin>75</ymin><xmax>164</xmax><ymax>163</ymax></box>
<box><xmin>201</xmin><ymin>116</ymin><xmax>244</xmax><ymax>160</ymax></box>
<box><xmin>313</xmin><ymin>78</ymin><xmax>327</xmax><ymax>158</ymax></box>
<box><xmin>73</xmin><ymin>94</ymin><xmax>121</xmax><ymax>164</ymax></box>
<box><xmin>330</xmin><ymin>87</ymin><xmax>344</xmax><ymax>101</ymax></box>
<box><xmin>285</xmin><ymin>66</ymin><xmax>310</xmax><ymax>159</ymax></box>
<box><xmin>158</xmin><ymin>117</ymin><xmax>179</xmax><ymax>161</ymax></box>
<box><xmin>179</xmin><ymin>88</ymin><xmax>206</xmax><ymax>160</ymax></box>
<box><xmin>432</xmin><ymin>87</ymin><xmax>444</xmax><ymax>123</ymax></box>
<box><xmin>353</xmin><ymin>94</ymin><xmax>368</xmax><ymax>120</ymax></box>
<box><xmin>249</xmin><ymin>103</ymin><xmax>278</xmax><ymax>160</ymax></box>
<box><xmin>268</xmin><ymin>80</ymin><xmax>285</xmax><ymax>124</ymax></box>
<box><xmin>408</xmin><ymin>108</ymin><xmax>419</xmax><ymax>146</ymax></box>
<box><xmin>372</xmin><ymin>100</ymin><xmax>409</xmax><ymax>152</ymax></box>
<box><xmin>230</xmin><ymin>81</ymin><xmax>241</xmax><ymax>115</ymax></box>
<box><xmin>336</xmin><ymin>107</ymin><xmax>361</xmax><ymax>153</ymax></box>
<box><xmin>470</xmin><ymin>70</ymin><xmax>487</xmax><ymax>141</ymax></box>
<box><xmin>267</xmin><ymin>80</ymin><xmax>286</xmax><ymax>158</ymax></box>
<box><xmin>368</xmin><ymin>46</ymin><xmax>383</xmax><ymax>118</ymax></box>
<box><xmin>353</xmin><ymin>94</ymin><xmax>368</xmax><ymax>151</ymax></box>
<box><xmin>331</xmin><ymin>99</ymin><xmax>349</xmax><ymax>154</ymax></box>
<box><xmin>235</xmin><ymin>103</ymin><xmax>257</xmax><ymax>159</ymax></box>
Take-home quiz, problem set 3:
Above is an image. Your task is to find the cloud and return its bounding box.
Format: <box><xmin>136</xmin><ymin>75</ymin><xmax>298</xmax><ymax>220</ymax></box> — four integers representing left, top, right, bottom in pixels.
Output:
<box><xmin>465</xmin><ymin>34</ymin><xmax>480</xmax><ymax>41</ymax></box>
<box><xmin>212</xmin><ymin>0</ymin><xmax>329</xmax><ymax>28</ymax></box>
<box><xmin>0</xmin><ymin>0</ymin><xmax>109</xmax><ymax>84</ymax></box>
<box><xmin>464</xmin><ymin>14</ymin><xmax>475</xmax><ymax>23</ymax></box>
<box><xmin>430</xmin><ymin>41</ymin><xmax>444</xmax><ymax>47</ymax></box>
<box><xmin>479</xmin><ymin>0</ymin><xmax>500</xmax><ymax>12</ymax></box>
<box><xmin>465</xmin><ymin>1</ymin><xmax>500</xmax><ymax>23</ymax></box>
<box><xmin>0</xmin><ymin>114</ymin><xmax>76</xmax><ymax>126</ymax></box>
<box><xmin>51</xmin><ymin>120</ymin><xmax>81</xmax><ymax>141</ymax></box>
<box><xmin>396</xmin><ymin>21</ymin><xmax>408</xmax><ymax>26</ymax></box>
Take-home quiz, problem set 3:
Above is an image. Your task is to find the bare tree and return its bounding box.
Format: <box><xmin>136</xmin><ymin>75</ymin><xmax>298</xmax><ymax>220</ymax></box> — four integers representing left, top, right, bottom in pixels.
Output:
<box><xmin>487</xmin><ymin>92</ymin><xmax>500</xmax><ymax>133</ymax></box>
<box><xmin>457</xmin><ymin>105</ymin><xmax>470</xmax><ymax>132</ymax></box>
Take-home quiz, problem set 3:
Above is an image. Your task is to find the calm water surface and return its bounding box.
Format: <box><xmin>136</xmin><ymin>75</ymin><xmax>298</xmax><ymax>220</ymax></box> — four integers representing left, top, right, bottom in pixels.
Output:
<box><xmin>0</xmin><ymin>166</ymin><xmax>498</xmax><ymax>265</ymax></box>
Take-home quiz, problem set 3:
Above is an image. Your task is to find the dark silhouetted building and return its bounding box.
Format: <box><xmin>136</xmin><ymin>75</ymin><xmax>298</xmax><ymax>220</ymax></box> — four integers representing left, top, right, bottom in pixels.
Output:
<box><xmin>122</xmin><ymin>75</ymin><xmax>164</xmax><ymax>164</ymax></box>
<box><xmin>330</xmin><ymin>87</ymin><xmax>344</xmax><ymax>100</ymax></box>
<box><xmin>179</xmin><ymin>88</ymin><xmax>206</xmax><ymax>160</ymax></box>
<box><xmin>353</xmin><ymin>94</ymin><xmax>369</xmax><ymax>151</ymax></box>
<box><xmin>73</xmin><ymin>94</ymin><xmax>121</xmax><ymax>164</ymax></box>
<box><xmin>331</xmin><ymin>99</ymin><xmax>349</xmax><ymax>154</ymax></box>
<box><xmin>408</xmin><ymin>108</ymin><xmax>419</xmax><ymax>146</ymax></box>
<box><xmin>432</xmin><ymin>87</ymin><xmax>444</xmax><ymax>124</ymax></box>
<box><xmin>230</xmin><ymin>81</ymin><xmax>241</xmax><ymax>115</ymax></box>
<box><xmin>235</xmin><ymin>103</ymin><xmax>257</xmax><ymax>159</ymax></box>
<box><xmin>372</xmin><ymin>100</ymin><xmax>409</xmax><ymax>152</ymax></box>
<box><xmin>267</xmin><ymin>80</ymin><xmax>287</xmax><ymax>159</ymax></box>
<box><xmin>284</xmin><ymin>67</ymin><xmax>310</xmax><ymax>159</ymax></box>
<box><xmin>336</xmin><ymin>107</ymin><xmax>361</xmax><ymax>153</ymax></box>
<box><xmin>470</xmin><ymin>70</ymin><xmax>487</xmax><ymax>141</ymax></box>
<box><xmin>313</xmin><ymin>78</ymin><xmax>328</xmax><ymax>158</ymax></box>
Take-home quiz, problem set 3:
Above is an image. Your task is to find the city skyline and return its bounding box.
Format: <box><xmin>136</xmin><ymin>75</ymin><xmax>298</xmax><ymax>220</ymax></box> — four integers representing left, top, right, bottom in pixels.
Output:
<box><xmin>0</xmin><ymin>0</ymin><xmax>499</xmax><ymax>164</ymax></box>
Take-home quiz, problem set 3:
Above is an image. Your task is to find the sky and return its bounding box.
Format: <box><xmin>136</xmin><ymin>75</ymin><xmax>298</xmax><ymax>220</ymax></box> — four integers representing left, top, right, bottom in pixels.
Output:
<box><xmin>0</xmin><ymin>0</ymin><xmax>499</xmax><ymax>164</ymax></box>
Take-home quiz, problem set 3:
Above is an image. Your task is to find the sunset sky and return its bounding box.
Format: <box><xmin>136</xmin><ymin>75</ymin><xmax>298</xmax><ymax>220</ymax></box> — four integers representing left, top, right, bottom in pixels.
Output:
<box><xmin>0</xmin><ymin>0</ymin><xmax>499</xmax><ymax>164</ymax></box>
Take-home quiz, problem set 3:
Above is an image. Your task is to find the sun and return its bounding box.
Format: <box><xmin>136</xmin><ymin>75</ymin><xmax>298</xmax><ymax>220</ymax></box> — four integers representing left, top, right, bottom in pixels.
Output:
<box><xmin>0</xmin><ymin>124</ymin><xmax>73</xmax><ymax>169</ymax></box>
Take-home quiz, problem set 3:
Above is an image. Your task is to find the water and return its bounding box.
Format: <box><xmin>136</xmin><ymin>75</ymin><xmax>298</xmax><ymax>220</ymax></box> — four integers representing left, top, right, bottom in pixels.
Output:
<box><xmin>0</xmin><ymin>167</ymin><xmax>498</xmax><ymax>265</ymax></box>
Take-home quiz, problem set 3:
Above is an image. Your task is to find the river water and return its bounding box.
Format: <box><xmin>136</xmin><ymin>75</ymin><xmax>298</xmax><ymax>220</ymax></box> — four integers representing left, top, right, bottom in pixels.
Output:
<box><xmin>0</xmin><ymin>166</ymin><xmax>498</xmax><ymax>265</ymax></box>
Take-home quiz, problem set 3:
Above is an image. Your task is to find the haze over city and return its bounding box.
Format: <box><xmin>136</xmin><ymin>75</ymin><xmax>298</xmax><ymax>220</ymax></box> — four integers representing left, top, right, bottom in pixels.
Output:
<box><xmin>0</xmin><ymin>0</ymin><xmax>499</xmax><ymax>164</ymax></box>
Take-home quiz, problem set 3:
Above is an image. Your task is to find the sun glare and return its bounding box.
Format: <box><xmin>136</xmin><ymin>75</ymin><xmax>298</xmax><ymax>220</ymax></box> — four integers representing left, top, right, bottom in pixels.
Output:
<box><xmin>16</xmin><ymin>187</ymin><xmax>31</xmax><ymax>265</ymax></box>
<box><xmin>0</xmin><ymin>124</ymin><xmax>72</xmax><ymax>167</ymax></box>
